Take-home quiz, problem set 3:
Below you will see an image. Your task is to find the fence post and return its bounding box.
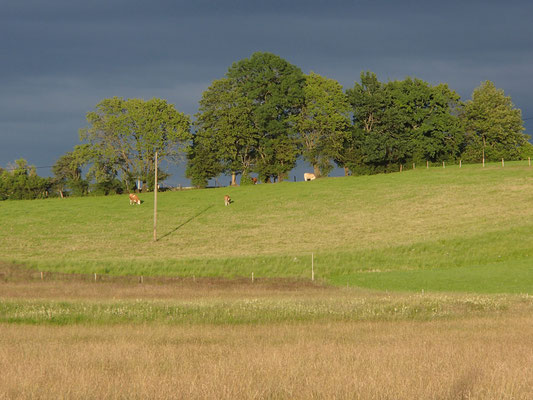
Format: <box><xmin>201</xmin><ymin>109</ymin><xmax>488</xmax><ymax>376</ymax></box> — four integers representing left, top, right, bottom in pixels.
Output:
<box><xmin>529</xmin><ymin>157</ymin><xmax>531</xmax><ymax>167</ymax></box>
<box><xmin>426</xmin><ymin>160</ymin><xmax>429</xmax><ymax>169</ymax></box>
<box><xmin>252</xmin><ymin>272</ymin><xmax>254</xmax><ymax>283</ymax></box>
<box><xmin>400</xmin><ymin>164</ymin><xmax>403</xmax><ymax>172</ymax></box>
<box><xmin>443</xmin><ymin>161</ymin><xmax>445</xmax><ymax>169</ymax></box>
<box><xmin>311</xmin><ymin>253</ymin><xmax>315</xmax><ymax>282</ymax></box>
<box><xmin>502</xmin><ymin>158</ymin><xmax>504</xmax><ymax>167</ymax></box>
<box><xmin>413</xmin><ymin>163</ymin><xmax>415</xmax><ymax>169</ymax></box>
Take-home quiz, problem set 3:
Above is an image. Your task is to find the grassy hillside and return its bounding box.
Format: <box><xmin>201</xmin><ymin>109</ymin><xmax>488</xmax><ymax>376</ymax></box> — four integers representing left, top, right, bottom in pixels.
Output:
<box><xmin>1</xmin><ymin>162</ymin><xmax>533</xmax><ymax>292</ymax></box>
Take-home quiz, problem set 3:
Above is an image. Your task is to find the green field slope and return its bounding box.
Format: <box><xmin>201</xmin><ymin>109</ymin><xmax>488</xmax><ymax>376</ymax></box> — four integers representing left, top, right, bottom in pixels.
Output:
<box><xmin>1</xmin><ymin>162</ymin><xmax>533</xmax><ymax>293</ymax></box>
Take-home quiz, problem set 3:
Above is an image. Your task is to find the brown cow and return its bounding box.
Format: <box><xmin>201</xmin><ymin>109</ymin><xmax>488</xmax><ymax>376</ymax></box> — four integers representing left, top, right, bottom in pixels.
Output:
<box><xmin>129</xmin><ymin>193</ymin><xmax>141</xmax><ymax>205</ymax></box>
<box><xmin>224</xmin><ymin>195</ymin><xmax>231</xmax><ymax>206</ymax></box>
<box><xmin>251</xmin><ymin>177</ymin><xmax>258</xmax><ymax>185</ymax></box>
<box><xmin>304</xmin><ymin>173</ymin><xmax>316</xmax><ymax>181</ymax></box>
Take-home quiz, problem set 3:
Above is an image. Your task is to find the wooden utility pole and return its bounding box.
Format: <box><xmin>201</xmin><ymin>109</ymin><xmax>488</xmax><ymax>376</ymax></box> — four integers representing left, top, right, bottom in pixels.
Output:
<box><xmin>153</xmin><ymin>151</ymin><xmax>158</xmax><ymax>242</ymax></box>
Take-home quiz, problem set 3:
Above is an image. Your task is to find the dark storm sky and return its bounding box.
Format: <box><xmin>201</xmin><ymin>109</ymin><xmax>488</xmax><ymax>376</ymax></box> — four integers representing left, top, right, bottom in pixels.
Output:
<box><xmin>2</xmin><ymin>0</ymin><xmax>532</xmax><ymax>184</ymax></box>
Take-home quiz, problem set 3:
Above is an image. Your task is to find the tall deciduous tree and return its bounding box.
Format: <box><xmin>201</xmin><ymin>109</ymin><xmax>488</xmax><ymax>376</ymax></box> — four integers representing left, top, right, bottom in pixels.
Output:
<box><xmin>189</xmin><ymin>52</ymin><xmax>305</xmax><ymax>184</ymax></box>
<box><xmin>344</xmin><ymin>71</ymin><xmax>391</xmax><ymax>174</ymax></box>
<box><xmin>185</xmin><ymin>132</ymin><xmax>224</xmax><ymax>188</ymax></box>
<box><xmin>462</xmin><ymin>81</ymin><xmax>527</xmax><ymax>162</ymax></box>
<box><xmin>345</xmin><ymin>72</ymin><xmax>464</xmax><ymax>174</ymax></box>
<box><xmin>386</xmin><ymin>78</ymin><xmax>463</xmax><ymax>165</ymax></box>
<box><xmin>80</xmin><ymin>97</ymin><xmax>191</xmax><ymax>191</ymax></box>
<box><xmin>52</xmin><ymin>144</ymin><xmax>92</xmax><ymax>197</ymax></box>
<box><xmin>226</xmin><ymin>52</ymin><xmax>305</xmax><ymax>182</ymax></box>
<box><xmin>295</xmin><ymin>72</ymin><xmax>350</xmax><ymax>177</ymax></box>
<box><xmin>192</xmin><ymin>78</ymin><xmax>257</xmax><ymax>186</ymax></box>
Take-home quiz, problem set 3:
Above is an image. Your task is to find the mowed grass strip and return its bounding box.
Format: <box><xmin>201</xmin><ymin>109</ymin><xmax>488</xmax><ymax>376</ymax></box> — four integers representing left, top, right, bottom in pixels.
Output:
<box><xmin>0</xmin><ymin>290</ymin><xmax>527</xmax><ymax>326</ymax></box>
<box><xmin>1</xmin><ymin>162</ymin><xmax>533</xmax><ymax>292</ymax></box>
<box><xmin>1</xmin><ymin>263</ymin><xmax>528</xmax><ymax>326</ymax></box>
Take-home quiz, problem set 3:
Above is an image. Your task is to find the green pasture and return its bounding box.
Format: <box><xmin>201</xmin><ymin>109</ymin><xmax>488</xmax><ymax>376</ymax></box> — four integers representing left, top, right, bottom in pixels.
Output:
<box><xmin>1</xmin><ymin>161</ymin><xmax>533</xmax><ymax>293</ymax></box>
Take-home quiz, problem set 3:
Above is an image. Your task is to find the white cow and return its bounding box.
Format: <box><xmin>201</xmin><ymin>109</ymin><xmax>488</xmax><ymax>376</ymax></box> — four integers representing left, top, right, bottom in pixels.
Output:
<box><xmin>304</xmin><ymin>173</ymin><xmax>316</xmax><ymax>181</ymax></box>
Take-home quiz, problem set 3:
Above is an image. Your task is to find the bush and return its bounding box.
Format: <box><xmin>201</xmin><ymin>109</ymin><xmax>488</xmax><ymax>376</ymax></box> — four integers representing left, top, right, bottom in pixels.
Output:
<box><xmin>0</xmin><ymin>160</ymin><xmax>55</xmax><ymax>200</ymax></box>
<box><xmin>239</xmin><ymin>172</ymin><xmax>254</xmax><ymax>186</ymax></box>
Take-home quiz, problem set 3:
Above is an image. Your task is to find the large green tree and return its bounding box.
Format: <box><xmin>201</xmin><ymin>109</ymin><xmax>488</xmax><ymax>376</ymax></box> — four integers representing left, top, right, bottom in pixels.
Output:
<box><xmin>52</xmin><ymin>144</ymin><xmax>92</xmax><ymax>197</ymax></box>
<box><xmin>191</xmin><ymin>78</ymin><xmax>257</xmax><ymax>186</ymax></box>
<box><xmin>185</xmin><ymin>132</ymin><xmax>225</xmax><ymax>188</ymax></box>
<box><xmin>189</xmin><ymin>52</ymin><xmax>305</xmax><ymax>184</ymax></box>
<box><xmin>295</xmin><ymin>72</ymin><xmax>350</xmax><ymax>177</ymax></box>
<box><xmin>226</xmin><ymin>52</ymin><xmax>305</xmax><ymax>182</ymax></box>
<box><xmin>461</xmin><ymin>81</ymin><xmax>527</xmax><ymax>162</ymax></box>
<box><xmin>80</xmin><ymin>97</ymin><xmax>191</xmax><ymax>191</ymax></box>
<box><xmin>344</xmin><ymin>71</ymin><xmax>391</xmax><ymax>174</ymax></box>
<box><xmin>386</xmin><ymin>78</ymin><xmax>463</xmax><ymax>165</ymax></box>
<box><xmin>345</xmin><ymin>72</ymin><xmax>463</xmax><ymax>174</ymax></box>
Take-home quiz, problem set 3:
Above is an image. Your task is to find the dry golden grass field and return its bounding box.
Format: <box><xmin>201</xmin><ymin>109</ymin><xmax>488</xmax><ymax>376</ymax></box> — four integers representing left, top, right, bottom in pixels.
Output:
<box><xmin>2</xmin><ymin>263</ymin><xmax>533</xmax><ymax>400</ymax></box>
<box><xmin>3</xmin><ymin>317</ymin><xmax>533</xmax><ymax>400</ymax></box>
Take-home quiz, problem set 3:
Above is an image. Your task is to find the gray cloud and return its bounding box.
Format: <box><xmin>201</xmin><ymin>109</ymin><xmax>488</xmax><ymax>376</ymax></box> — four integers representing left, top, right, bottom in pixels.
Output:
<box><xmin>2</xmin><ymin>0</ymin><xmax>532</xmax><ymax>183</ymax></box>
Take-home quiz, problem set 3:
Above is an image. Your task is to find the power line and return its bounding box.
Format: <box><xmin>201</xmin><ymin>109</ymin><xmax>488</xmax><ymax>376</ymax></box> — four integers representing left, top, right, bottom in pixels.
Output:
<box><xmin>2</xmin><ymin>165</ymin><xmax>54</xmax><ymax>171</ymax></box>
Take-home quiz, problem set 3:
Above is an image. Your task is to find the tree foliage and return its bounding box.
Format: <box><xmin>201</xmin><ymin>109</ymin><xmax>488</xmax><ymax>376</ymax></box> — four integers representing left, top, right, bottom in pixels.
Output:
<box><xmin>188</xmin><ymin>52</ymin><xmax>305</xmax><ymax>185</ymax></box>
<box><xmin>80</xmin><ymin>97</ymin><xmax>191</xmax><ymax>191</ymax></box>
<box><xmin>226</xmin><ymin>52</ymin><xmax>305</xmax><ymax>182</ymax></box>
<box><xmin>0</xmin><ymin>159</ymin><xmax>52</xmax><ymax>200</ymax></box>
<box><xmin>345</xmin><ymin>72</ymin><xmax>464</xmax><ymax>174</ymax></box>
<box><xmin>191</xmin><ymin>78</ymin><xmax>256</xmax><ymax>186</ymax></box>
<box><xmin>294</xmin><ymin>72</ymin><xmax>350</xmax><ymax>177</ymax></box>
<box><xmin>387</xmin><ymin>78</ymin><xmax>463</xmax><ymax>164</ymax></box>
<box><xmin>461</xmin><ymin>81</ymin><xmax>528</xmax><ymax>162</ymax></box>
<box><xmin>52</xmin><ymin>144</ymin><xmax>92</xmax><ymax>196</ymax></box>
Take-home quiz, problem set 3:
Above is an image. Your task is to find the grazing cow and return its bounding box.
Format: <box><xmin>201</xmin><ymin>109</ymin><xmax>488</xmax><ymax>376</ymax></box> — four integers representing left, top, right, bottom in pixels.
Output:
<box><xmin>129</xmin><ymin>193</ymin><xmax>141</xmax><ymax>205</ymax></box>
<box><xmin>251</xmin><ymin>177</ymin><xmax>258</xmax><ymax>185</ymax></box>
<box><xmin>304</xmin><ymin>173</ymin><xmax>316</xmax><ymax>181</ymax></box>
<box><xmin>224</xmin><ymin>195</ymin><xmax>231</xmax><ymax>206</ymax></box>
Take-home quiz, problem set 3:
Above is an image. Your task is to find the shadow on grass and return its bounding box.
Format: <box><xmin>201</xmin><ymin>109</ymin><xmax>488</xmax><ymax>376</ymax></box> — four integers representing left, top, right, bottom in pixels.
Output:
<box><xmin>158</xmin><ymin>205</ymin><xmax>213</xmax><ymax>241</ymax></box>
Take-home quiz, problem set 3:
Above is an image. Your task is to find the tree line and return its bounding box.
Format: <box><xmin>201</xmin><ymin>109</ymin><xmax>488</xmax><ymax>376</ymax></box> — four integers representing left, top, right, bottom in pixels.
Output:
<box><xmin>1</xmin><ymin>52</ymin><xmax>530</xmax><ymax>200</ymax></box>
